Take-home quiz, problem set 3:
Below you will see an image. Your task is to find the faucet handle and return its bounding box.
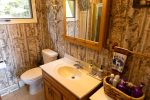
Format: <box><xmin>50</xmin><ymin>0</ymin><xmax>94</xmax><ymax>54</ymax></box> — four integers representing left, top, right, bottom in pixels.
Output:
<box><xmin>75</xmin><ymin>60</ymin><xmax>81</xmax><ymax>64</ymax></box>
<box><xmin>74</xmin><ymin>61</ymin><xmax>83</xmax><ymax>69</ymax></box>
<box><xmin>76</xmin><ymin>61</ymin><xmax>83</xmax><ymax>66</ymax></box>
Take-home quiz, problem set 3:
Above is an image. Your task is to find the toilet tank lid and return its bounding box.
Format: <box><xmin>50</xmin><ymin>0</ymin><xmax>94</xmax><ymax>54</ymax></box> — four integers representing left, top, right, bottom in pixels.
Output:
<box><xmin>42</xmin><ymin>49</ymin><xmax>58</xmax><ymax>57</ymax></box>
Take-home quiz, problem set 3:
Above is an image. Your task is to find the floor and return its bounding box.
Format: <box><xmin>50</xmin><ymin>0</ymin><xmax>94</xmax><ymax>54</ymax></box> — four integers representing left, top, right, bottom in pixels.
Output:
<box><xmin>1</xmin><ymin>86</ymin><xmax>45</xmax><ymax>100</ymax></box>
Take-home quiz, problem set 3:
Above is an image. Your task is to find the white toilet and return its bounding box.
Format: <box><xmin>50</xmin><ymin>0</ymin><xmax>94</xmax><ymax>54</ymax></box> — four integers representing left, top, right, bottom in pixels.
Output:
<box><xmin>21</xmin><ymin>49</ymin><xmax>58</xmax><ymax>95</ymax></box>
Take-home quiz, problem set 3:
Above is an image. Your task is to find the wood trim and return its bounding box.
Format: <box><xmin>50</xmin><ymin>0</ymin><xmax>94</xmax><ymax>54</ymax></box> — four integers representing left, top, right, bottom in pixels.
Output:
<box><xmin>63</xmin><ymin>0</ymin><xmax>110</xmax><ymax>51</ymax></box>
<box><xmin>64</xmin><ymin>35</ymin><xmax>100</xmax><ymax>51</ymax></box>
<box><xmin>0</xmin><ymin>0</ymin><xmax>37</xmax><ymax>24</ymax></box>
<box><xmin>99</xmin><ymin>0</ymin><xmax>110</xmax><ymax>47</ymax></box>
<box><xmin>114</xmin><ymin>46</ymin><xmax>150</xmax><ymax>58</ymax></box>
<box><xmin>64</xmin><ymin>0</ymin><xmax>67</xmax><ymax>38</ymax></box>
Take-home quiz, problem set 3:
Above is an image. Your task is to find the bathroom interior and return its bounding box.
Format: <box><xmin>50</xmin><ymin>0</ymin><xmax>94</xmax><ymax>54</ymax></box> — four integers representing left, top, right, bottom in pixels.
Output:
<box><xmin>0</xmin><ymin>0</ymin><xmax>150</xmax><ymax>100</ymax></box>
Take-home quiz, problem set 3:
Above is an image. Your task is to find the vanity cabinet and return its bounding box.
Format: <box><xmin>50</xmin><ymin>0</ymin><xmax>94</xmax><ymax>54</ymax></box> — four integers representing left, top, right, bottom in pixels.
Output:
<box><xmin>42</xmin><ymin>70</ymin><xmax>101</xmax><ymax>100</ymax></box>
<box><xmin>43</xmin><ymin>70</ymin><xmax>78</xmax><ymax>100</ymax></box>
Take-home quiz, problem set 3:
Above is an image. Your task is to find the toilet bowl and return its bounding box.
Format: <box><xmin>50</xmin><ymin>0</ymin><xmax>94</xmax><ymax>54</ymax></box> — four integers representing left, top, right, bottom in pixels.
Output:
<box><xmin>20</xmin><ymin>49</ymin><xmax>58</xmax><ymax>95</ymax></box>
<box><xmin>21</xmin><ymin>68</ymin><xmax>42</xmax><ymax>95</ymax></box>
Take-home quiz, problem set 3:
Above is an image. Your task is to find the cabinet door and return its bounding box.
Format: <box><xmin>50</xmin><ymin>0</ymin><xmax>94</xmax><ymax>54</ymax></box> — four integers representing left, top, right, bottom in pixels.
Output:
<box><xmin>44</xmin><ymin>80</ymin><xmax>53</xmax><ymax>100</ymax></box>
<box><xmin>63</xmin><ymin>96</ymin><xmax>68</xmax><ymax>100</ymax></box>
<box><xmin>52</xmin><ymin>86</ymin><xmax>62</xmax><ymax>100</ymax></box>
<box><xmin>44</xmin><ymin>79</ymin><xmax>62</xmax><ymax>100</ymax></box>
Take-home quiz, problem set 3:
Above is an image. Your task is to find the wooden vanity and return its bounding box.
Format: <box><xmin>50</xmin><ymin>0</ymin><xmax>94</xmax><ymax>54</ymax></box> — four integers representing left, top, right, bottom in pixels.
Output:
<box><xmin>40</xmin><ymin>56</ymin><xmax>103</xmax><ymax>100</ymax></box>
<box><xmin>42</xmin><ymin>70</ymin><xmax>102</xmax><ymax>100</ymax></box>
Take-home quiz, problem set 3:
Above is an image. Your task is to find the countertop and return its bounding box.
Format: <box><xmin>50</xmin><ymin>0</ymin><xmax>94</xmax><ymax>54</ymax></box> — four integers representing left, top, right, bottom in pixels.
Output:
<box><xmin>40</xmin><ymin>56</ymin><xmax>102</xmax><ymax>99</ymax></box>
<box><xmin>90</xmin><ymin>87</ymin><xmax>113</xmax><ymax>100</ymax></box>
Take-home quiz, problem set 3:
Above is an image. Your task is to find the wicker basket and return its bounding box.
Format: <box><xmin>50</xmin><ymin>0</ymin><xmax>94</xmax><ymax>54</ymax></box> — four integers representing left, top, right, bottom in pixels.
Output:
<box><xmin>103</xmin><ymin>76</ymin><xmax>145</xmax><ymax>100</ymax></box>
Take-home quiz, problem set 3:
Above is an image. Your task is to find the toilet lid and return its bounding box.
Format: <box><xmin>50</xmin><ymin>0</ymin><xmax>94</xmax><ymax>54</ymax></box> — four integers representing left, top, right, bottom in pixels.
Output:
<box><xmin>21</xmin><ymin>68</ymin><xmax>42</xmax><ymax>81</ymax></box>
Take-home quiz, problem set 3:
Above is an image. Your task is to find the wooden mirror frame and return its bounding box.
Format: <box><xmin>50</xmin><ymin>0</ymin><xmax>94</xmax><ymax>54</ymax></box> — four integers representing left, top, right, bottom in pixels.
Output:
<box><xmin>63</xmin><ymin>0</ymin><xmax>110</xmax><ymax>51</ymax></box>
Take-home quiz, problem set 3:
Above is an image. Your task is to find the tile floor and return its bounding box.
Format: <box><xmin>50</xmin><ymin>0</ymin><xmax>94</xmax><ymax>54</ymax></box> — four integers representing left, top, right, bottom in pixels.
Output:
<box><xmin>1</xmin><ymin>86</ymin><xmax>45</xmax><ymax>100</ymax></box>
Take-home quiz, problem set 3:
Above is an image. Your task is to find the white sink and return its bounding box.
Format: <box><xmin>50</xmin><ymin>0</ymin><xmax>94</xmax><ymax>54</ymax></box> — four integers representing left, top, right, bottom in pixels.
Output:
<box><xmin>57</xmin><ymin>66</ymin><xmax>81</xmax><ymax>80</ymax></box>
<box><xmin>40</xmin><ymin>55</ymin><xmax>102</xmax><ymax>98</ymax></box>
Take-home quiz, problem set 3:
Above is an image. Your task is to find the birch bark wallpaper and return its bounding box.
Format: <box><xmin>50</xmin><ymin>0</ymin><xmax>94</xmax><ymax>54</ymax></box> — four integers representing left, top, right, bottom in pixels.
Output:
<box><xmin>0</xmin><ymin>0</ymin><xmax>150</xmax><ymax>99</ymax></box>
<box><xmin>0</xmin><ymin>0</ymin><xmax>51</xmax><ymax>95</ymax></box>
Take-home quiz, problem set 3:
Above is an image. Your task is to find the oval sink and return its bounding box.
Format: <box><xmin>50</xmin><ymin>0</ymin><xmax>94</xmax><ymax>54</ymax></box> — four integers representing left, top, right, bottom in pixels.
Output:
<box><xmin>57</xmin><ymin>66</ymin><xmax>81</xmax><ymax>80</ymax></box>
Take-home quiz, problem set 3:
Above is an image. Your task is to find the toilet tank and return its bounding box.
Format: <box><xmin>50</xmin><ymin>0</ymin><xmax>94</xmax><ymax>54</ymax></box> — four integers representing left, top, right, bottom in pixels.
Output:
<box><xmin>42</xmin><ymin>49</ymin><xmax>58</xmax><ymax>64</ymax></box>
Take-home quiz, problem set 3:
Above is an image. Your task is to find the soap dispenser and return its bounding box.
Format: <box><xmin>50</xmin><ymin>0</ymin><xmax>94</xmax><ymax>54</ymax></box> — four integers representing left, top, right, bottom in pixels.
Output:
<box><xmin>97</xmin><ymin>65</ymin><xmax>106</xmax><ymax>79</ymax></box>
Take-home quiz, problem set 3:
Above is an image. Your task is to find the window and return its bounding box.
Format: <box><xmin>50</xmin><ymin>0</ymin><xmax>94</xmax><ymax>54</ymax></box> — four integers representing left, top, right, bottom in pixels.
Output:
<box><xmin>0</xmin><ymin>0</ymin><xmax>37</xmax><ymax>24</ymax></box>
<box><xmin>66</xmin><ymin>0</ymin><xmax>75</xmax><ymax>18</ymax></box>
<box><xmin>66</xmin><ymin>0</ymin><xmax>78</xmax><ymax>21</ymax></box>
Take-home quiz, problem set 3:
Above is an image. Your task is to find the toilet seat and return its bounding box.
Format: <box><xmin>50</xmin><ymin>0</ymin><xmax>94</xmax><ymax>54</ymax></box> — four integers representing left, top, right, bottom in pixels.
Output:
<box><xmin>21</xmin><ymin>67</ymin><xmax>42</xmax><ymax>82</ymax></box>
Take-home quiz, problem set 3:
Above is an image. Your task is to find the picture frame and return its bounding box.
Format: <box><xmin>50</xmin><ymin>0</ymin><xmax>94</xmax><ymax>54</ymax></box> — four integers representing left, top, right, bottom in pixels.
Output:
<box><xmin>112</xmin><ymin>52</ymin><xmax>127</xmax><ymax>73</ymax></box>
<box><xmin>133</xmin><ymin>0</ymin><xmax>150</xmax><ymax>8</ymax></box>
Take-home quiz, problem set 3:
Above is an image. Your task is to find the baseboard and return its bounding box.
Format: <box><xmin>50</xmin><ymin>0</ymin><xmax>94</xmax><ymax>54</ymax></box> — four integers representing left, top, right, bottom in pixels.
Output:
<box><xmin>0</xmin><ymin>80</ymin><xmax>25</xmax><ymax>97</ymax></box>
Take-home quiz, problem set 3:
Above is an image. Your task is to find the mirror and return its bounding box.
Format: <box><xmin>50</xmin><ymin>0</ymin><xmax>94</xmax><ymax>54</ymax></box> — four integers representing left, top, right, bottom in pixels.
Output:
<box><xmin>64</xmin><ymin>0</ymin><xmax>110</xmax><ymax>51</ymax></box>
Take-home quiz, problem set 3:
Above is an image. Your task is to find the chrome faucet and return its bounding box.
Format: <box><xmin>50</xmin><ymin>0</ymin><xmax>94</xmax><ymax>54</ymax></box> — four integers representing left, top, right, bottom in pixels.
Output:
<box><xmin>73</xmin><ymin>61</ymin><xmax>83</xmax><ymax>69</ymax></box>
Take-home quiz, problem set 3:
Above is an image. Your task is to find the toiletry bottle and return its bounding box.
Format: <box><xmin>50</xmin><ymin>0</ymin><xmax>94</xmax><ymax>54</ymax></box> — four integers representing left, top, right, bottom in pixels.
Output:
<box><xmin>97</xmin><ymin>65</ymin><xmax>104</xmax><ymax>78</ymax></box>
<box><xmin>126</xmin><ymin>82</ymin><xmax>134</xmax><ymax>96</ymax></box>
<box><xmin>132</xmin><ymin>83</ymin><xmax>144</xmax><ymax>98</ymax></box>
<box><xmin>112</xmin><ymin>75</ymin><xmax>120</xmax><ymax>87</ymax></box>
<box><xmin>117</xmin><ymin>79</ymin><xmax>127</xmax><ymax>93</ymax></box>
<box><xmin>109</xmin><ymin>74</ymin><xmax>114</xmax><ymax>84</ymax></box>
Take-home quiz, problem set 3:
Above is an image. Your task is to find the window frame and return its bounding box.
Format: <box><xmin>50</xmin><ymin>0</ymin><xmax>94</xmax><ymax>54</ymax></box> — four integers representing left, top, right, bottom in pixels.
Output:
<box><xmin>0</xmin><ymin>0</ymin><xmax>37</xmax><ymax>24</ymax></box>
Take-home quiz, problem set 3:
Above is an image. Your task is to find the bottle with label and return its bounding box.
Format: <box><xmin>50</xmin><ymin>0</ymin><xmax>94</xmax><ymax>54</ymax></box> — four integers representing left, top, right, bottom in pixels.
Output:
<box><xmin>126</xmin><ymin>82</ymin><xmax>134</xmax><ymax>96</ymax></box>
<box><xmin>112</xmin><ymin>75</ymin><xmax>120</xmax><ymax>87</ymax></box>
<box><xmin>109</xmin><ymin>74</ymin><xmax>114</xmax><ymax>84</ymax></box>
<box><xmin>117</xmin><ymin>79</ymin><xmax>127</xmax><ymax>93</ymax></box>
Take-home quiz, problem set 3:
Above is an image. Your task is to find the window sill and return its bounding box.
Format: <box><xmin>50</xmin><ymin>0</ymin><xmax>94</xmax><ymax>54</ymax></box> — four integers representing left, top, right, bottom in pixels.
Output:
<box><xmin>0</xmin><ymin>18</ymin><xmax>37</xmax><ymax>24</ymax></box>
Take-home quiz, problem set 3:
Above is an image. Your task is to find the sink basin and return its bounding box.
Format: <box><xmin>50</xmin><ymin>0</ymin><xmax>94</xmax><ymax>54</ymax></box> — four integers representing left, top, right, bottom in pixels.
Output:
<box><xmin>57</xmin><ymin>66</ymin><xmax>81</xmax><ymax>80</ymax></box>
